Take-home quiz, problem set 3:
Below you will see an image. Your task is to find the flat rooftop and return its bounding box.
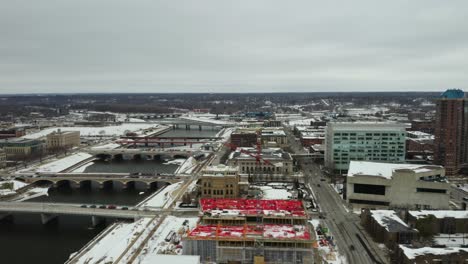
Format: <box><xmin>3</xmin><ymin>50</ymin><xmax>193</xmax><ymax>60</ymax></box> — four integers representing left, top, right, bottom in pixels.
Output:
<box><xmin>200</xmin><ymin>198</ymin><xmax>306</xmax><ymax>217</ymax></box>
<box><xmin>187</xmin><ymin>224</ymin><xmax>311</xmax><ymax>241</ymax></box>
<box><xmin>400</xmin><ymin>245</ymin><xmax>468</xmax><ymax>260</ymax></box>
<box><xmin>408</xmin><ymin>210</ymin><xmax>468</xmax><ymax>220</ymax></box>
<box><xmin>348</xmin><ymin>161</ymin><xmax>443</xmax><ymax>179</ymax></box>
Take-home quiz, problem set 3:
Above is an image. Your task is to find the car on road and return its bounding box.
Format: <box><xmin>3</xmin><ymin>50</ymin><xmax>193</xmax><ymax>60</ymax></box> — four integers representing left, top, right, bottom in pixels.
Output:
<box><xmin>121</xmin><ymin>207</ymin><xmax>129</xmax><ymax>210</ymax></box>
<box><xmin>349</xmin><ymin>245</ymin><xmax>355</xmax><ymax>251</ymax></box>
<box><xmin>463</xmin><ymin>197</ymin><xmax>468</xmax><ymax>202</ymax></box>
<box><xmin>89</xmin><ymin>205</ymin><xmax>97</xmax><ymax>208</ymax></box>
<box><xmin>317</xmin><ymin>184</ymin><xmax>321</xmax><ymax>187</ymax></box>
<box><xmin>107</xmin><ymin>205</ymin><xmax>116</xmax><ymax>209</ymax></box>
<box><xmin>320</xmin><ymin>178</ymin><xmax>326</xmax><ymax>182</ymax></box>
<box><xmin>99</xmin><ymin>205</ymin><xmax>106</xmax><ymax>209</ymax></box>
<box><xmin>80</xmin><ymin>205</ymin><xmax>87</xmax><ymax>208</ymax></box>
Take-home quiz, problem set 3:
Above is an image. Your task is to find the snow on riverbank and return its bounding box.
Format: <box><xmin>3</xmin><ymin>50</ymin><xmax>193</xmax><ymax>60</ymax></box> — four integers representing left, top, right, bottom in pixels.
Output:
<box><xmin>23</xmin><ymin>123</ymin><xmax>158</xmax><ymax>139</ymax></box>
<box><xmin>163</xmin><ymin>158</ymin><xmax>186</xmax><ymax>165</ymax></box>
<box><xmin>70</xmin><ymin>218</ymin><xmax>152</xmax><ymax>264</ymax></box>
<box><xmin>10</xmin><ymin>187</ymin><xmax>49</xmax><ymax>201</ymax></box>
<box><xmin>17</xmin><ymin>152</ymin><xmax>93</xmax><ymax>174</ymax></box>
<box><xmin>0</xmin><ymin>180</ymin><xmax>29</xmax><ymax>197</ymax></box>
<box><xmin>140</xmin><ymin>182</ymin><xmax>183</xmax><ymax>208</ymax></box>
<box><xmin>174</xmin><ymin>157</ymin><xmax>197</xmax><ymax>174</ymax></box>
<box><xmin>72</xmin><ymin>162</ymin><xmax>94</xmax><ymax>173</ymax></box>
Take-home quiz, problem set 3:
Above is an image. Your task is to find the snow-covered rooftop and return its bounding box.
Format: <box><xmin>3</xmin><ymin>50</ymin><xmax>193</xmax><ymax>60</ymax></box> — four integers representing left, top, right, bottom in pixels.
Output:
<box><xmin>408</xmin><ymin>210</ymin><xmax>468</xmax><ymax>220</ymax></box>
<box><xmin>369</xmin><ymin>210</ymin><xmax>415</xmax><ymax>232</ymax></box>
<box><xmin>399</xmin><ymin>245</ymin><xmax>468</xmax><ymax>260</ymax></box>
<box><xmin>347</xmin><ymin>161</ymin><xmax>443</xmax><ymax>179</ymax></box>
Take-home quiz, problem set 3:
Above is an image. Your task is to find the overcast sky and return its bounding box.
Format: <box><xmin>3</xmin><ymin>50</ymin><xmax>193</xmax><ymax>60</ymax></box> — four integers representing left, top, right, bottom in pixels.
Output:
<box><xmin>1</xmin><ymin>1</ymin><xmax>467</xmax><ymax>93</ymax></box>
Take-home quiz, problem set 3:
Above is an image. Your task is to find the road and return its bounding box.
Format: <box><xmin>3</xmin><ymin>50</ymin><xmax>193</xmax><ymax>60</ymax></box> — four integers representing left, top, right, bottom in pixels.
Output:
<box><xmin>284</xmin><ymin>126</ymin><xmax>389</xmax><ymax>264</ymax></box>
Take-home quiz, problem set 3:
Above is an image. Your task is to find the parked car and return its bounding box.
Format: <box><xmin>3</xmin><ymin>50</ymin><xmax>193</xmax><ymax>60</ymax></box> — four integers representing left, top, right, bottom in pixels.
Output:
<box><xmin>80</xmin><ymin>205</ymin><xmax>87</xmax><ymax>208</ymax></box>
<box><xmin>99</xmin><ymin>205</ymin><xmax>106</xmax><ymax>209</ymax></box>
<box><xmin>121</xmin><ymin>207</ymin><xmax>129</xmax><ymax>210</ymax></box>
<box><xmin>107</xmin><ymin>205</ymin><xmax>116</xmax><ymax>209</ymax></box>
<box><xmin>89</xmin><ymin>205</ymin><xmax>97</xmax><ymax>208</ymax></box>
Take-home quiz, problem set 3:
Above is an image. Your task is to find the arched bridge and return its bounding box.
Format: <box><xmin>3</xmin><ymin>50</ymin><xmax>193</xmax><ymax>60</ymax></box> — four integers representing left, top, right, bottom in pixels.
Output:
<box><xmin>84</xmin><ymin>148</ymin><xmax>206</xmax><ymax>160</ymax></box>
<box><xmin>22</xmin><ymin>173</ymin><xmax>183</xmax><ymax>190</ymax></box>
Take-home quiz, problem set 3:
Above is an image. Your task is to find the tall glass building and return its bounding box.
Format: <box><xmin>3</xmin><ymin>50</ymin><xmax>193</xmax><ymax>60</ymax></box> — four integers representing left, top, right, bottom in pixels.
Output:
<box><xmin>325</xmin><ymin>122</ymin><xmax>407</xmax><ymax>173</ymax></box>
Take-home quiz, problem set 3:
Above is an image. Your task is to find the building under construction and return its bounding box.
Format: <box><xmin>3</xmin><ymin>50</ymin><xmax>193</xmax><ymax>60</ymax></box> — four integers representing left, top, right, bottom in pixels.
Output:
<box><xmin>182</xmin><ymin>198</ymin><xmax>314</xmax><ymax>264</ymax></box>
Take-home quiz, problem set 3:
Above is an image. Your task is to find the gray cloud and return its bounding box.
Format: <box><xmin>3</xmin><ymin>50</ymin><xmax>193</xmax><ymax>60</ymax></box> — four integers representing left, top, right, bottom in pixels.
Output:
<box><xmin>0</xmin><ymin>0</ymin><xmax>467</xmax><ymax>93</ymax></box>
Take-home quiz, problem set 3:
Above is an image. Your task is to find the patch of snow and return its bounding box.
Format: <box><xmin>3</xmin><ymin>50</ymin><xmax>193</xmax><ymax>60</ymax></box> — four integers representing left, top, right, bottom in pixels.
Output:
<box><xmin>18</xmin><ymin>152</ymin><xmax>93</xmax><ymax>173</ymax></box>
<box><xmin>140</xmin><ymin>182</ymin><xmax>183</xmax><ymax>208</ymax></box>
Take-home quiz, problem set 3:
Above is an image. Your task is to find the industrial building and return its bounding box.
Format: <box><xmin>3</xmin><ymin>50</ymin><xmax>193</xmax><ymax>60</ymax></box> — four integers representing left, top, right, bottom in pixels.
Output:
<box><xmin>346</xmin><ymin>161</ymin><xmax>449</xmax><ymax>210</ymax></box>
<box><xmin>46</xmin><ymin>130</ymin><xmax>80</xmax><ymax>150</ymax></box>
<box><xmin>406</xmin><ymin>210</ymin><xmax>468</xmax><ymax>234</ymax></box>
<box><xmin>199</xmin><ymin>165</ymin><xmax>245</xmax><ymax>198</ymax></box>
<box><xmin>325</xmin><ymin>122</ymin><xmax>407</xmax><ymax>173</ymax></box>
<box><xmin>182</xmin><ymin>198</ymin><xmax>314</xmax><ymax>264</ymax></box>
<box><xmin>434</xmin><ymin>89</ymin><xmax>468</xmax><ymax>176</ymax></box>
<box><xmin>227</xmin><ymin>147</ymin><xmax>293</xmax><ymax>177</ymax></box>
<box><xmin>0</xmin><ymin>127</ymin><xmax>26</xmax><ymax>139</ymax></box>
<box><xmin>397</xmin><ymin>245</ymin><xmax>468</xmax><ymax>264</ymax></box>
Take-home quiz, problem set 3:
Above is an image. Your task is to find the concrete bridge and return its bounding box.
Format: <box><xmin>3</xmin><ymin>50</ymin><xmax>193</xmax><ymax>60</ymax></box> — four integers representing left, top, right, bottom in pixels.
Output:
<box><xmin>21</xmin><ymin>173</ymin><xmax>183</xmax><ymax>190</ymax></box>
<box><xmin>85</xmin><ymin>148</ymin><xmax>204</xmax><ymax>160</ymax></box>
<box><xmin>0</xmin><ymin>202</ymin><xmax>161</xmax><ymax>226</ymax></box>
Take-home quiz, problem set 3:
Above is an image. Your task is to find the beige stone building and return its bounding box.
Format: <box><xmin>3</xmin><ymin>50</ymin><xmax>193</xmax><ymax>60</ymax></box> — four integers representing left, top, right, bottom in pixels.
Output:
<box><xmin>346</xmin><ymin>161</ymin><xmax>449</xmax><ymax>210</ymax></box>
<box><xmin>227</xmin><ymin>147</ymin><xmax>293</xmax><ymax>176</ymax></box>
<box><xmin>46</xmin><ymin>130</ymin><xmax>80</xmax><ymax>150</ymax></box>
<box><xmin>199</xmin><ymin>165</ymin><xmax>241</xmax><ymax>198</ymax></box>
<box><xmin>0</xmin><ymin>148</ymin><xmax>6</xmax><ymax>168</ymax></box>
<box><xmin>261</xmin><ymin>128</ymin><xmax>288</xmax><ymax>148</ymax></box>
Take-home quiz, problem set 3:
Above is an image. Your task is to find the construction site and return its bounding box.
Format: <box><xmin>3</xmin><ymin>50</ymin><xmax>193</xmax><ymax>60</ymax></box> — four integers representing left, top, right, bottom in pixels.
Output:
<box><xmin>182</xmin><ymin>198</ymin><xmax>315</xmax><ymax>264</ymax></box>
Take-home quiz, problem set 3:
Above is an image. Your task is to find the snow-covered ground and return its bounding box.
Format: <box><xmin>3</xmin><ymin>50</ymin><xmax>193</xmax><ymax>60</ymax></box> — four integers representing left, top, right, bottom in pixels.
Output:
<box><xmin>310</xmin><ymin>220</ymin><xmax>347</xmax><ymax>264</ymax></box>
<box><xmin>91</xmin><ymin>143</ymin><xmax>121</xmax><ymax>149</ymax></box>
<box><xmin>23</xmin><ymin>123</ymin><xmax>158</xmax><ymax>139</ymax></box>
<box><xmin>70</xmin><ymin>218</ymin><xmax>152</xmax><ymax>264</ymax></box>
<box><xmin>0</xmin><ymin>180</ymin><xmax>27</xmax><ymax>196</ymax></box>
<box><xmin>9</xmin><ymin>187</ymin><xmax>49</xmax><ymax>201</ymax></box>
<box><xmin>175</xmin><ymin>157</ymin><xmax>197</xmax><ymax>174</ymax></box>
<box><xmin>72</xmin><ymin>162</ymin><xmax>94</xmax><ymax>173</ymax></box>
<box><xmin>139</xmin><ymin>182</ymin><xmax>183</xmax><ymax>208</ymax></box>
<box><xmin>17</xmin><ymin>152</ymin><xmax>93</xmax><ymax>174</ymax></box>
<box><xmin>163</xmin><ymin>158</ymin><xmax>186</xmax><ymax>165</ymax></box>
<box><xmin>257</xmin><ymin>185</ymin><xmax>292</xmax><ymax>199</ymax></box>
<box><xmin>134</xmin><ymin>216</ymin><xmax>199</xmax><ymax>262</ymax></box>
<box><xmin>181</xmin><ymin>115</ymin><xmax>234</xmax><ymax>125</ymax></box>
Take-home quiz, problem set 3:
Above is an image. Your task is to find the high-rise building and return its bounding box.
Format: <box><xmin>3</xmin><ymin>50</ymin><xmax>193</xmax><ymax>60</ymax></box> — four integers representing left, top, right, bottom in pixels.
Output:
<box><xmin>325</xmin><ymin>122</ymin><xmax>407</xmax><ymax>173</ymax></box>
<box><xmin>434</xmin><ymin>89</ymin><xmax>468</xmax><ymax>176</ymax></box>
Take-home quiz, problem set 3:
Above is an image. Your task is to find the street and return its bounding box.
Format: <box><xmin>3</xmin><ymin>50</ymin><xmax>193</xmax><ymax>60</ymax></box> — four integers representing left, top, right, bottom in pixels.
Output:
<box><xmin>284</xmin><ymin>126</ymin><xmax>389</xmax><ymax>264</ymax></box>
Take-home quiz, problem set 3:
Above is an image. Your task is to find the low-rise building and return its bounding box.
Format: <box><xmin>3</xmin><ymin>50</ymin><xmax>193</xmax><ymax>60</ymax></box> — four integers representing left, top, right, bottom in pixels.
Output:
<box><xmin>46</xmin><ymin>130</ymin><xmax>80</xmax><ymax>150</ymax></box>
<box><xmin>360</xmin><ymin>209</ymin><xmax>417</xmax><ymax>249</ymax></box>
<box><xmin>230</xmin><ymin>129</ymin><xmax>258</xmax><ymax>148</ymax></box>
<box><xmin>0</xmin><ymin>127</ymin><xmax>26</xmax><ymax>139</ymax></box>
<box><xmin>0</xmin><ymin>148</ymin><xmax>6</xmax><ymax>168</ymax></box>
<box><xmin>0</xmin><ymin>138</ymin><xmax>44</xmax><ymax>158</ymax></box>
<box><xmin>227</xmin><ymin>147</ymin><xmax>293</xmax><ymax>176</ymax></box>
<box><xmin>183</xmin><ymin>198</ymin><xmax>313</xmax><ymax>263</ymax></box>
<box><xmin>346</xmin><ymin>161</ymin><xmax>449</xmax><ymax>210</ymax></box>
<box><xmin>406</xmin><ymin>211</ymin><xmax>468</xmax><ymax>234</ymax></box>
<box><xmin>261</xmin><ymin>128</ymin><xmax>288</xmax><ymax>148</ymax></box>
<box><xmin>199</xmin><ymin>165</ymin><xmax>241</xmax><ymax>198</ymax></box>
<box><xmin>397</xmin><ymin>245</ymin><xmax>468</xmax><ymax>264</ymax></box>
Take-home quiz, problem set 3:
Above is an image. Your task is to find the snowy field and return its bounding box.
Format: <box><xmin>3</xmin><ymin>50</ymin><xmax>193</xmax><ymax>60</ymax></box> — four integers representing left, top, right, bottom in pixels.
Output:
<box><xmin>23</xmin><ymin>123</ymin><xmax>158</xmax><ymax>139</ymax></box>
<box><xmin>17</xmin><ymin>152</ymin><xmax>93</xmax><ymax>174</ymax></box>
<box><xmin>257</xmin><ymin>185</ymin><xmax>292</xmax><ymax>199</ymax></box>
<box><xmin>0</xmin><ymin>180</ymin><xmax>28</xmax><ymax>196</ymax></box>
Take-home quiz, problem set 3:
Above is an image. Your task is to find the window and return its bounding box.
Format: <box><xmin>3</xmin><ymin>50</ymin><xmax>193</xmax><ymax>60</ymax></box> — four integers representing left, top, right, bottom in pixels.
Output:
<box><xmin>349</xmin><ymin>199</ymin><xmax>389</xmax><ymax>206</ymax></box>
<box><xmin>416</xmin><ymin>188</ymin><xmax>446</xmax><ymax>194</ymax></box>
<box><xmin>354</xmin><ymin>184</ymin><xmax>386</xmax><ymax>195</ymax></box>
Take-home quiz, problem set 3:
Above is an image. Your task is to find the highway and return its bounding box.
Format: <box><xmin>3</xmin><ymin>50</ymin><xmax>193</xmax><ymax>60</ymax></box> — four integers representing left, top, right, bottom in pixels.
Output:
<box><xmin>284</xmin><ymin>126</ymin><xmax>389</xmax><ymax>264</ymax></box>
